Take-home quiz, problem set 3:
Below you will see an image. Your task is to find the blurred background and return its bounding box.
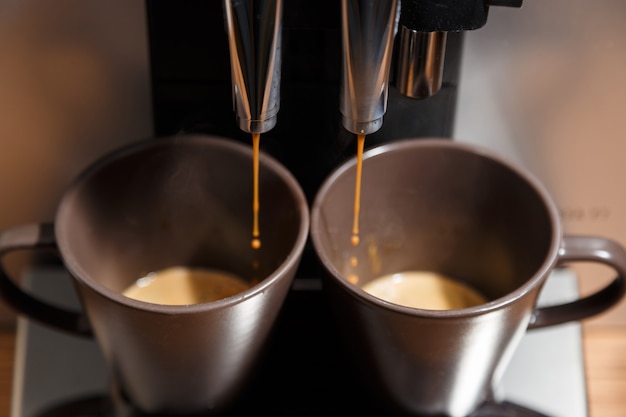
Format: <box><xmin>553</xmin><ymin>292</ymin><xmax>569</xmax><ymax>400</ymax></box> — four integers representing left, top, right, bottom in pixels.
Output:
<box><xmin>454</xmin><ymin>0</ymin><xmax>626</xmax><ymax>328</ymax></box>
<box><xmin>0</xmin><ymin>0</ymin><xmax>152</xmax><ymax>326</ymax></box>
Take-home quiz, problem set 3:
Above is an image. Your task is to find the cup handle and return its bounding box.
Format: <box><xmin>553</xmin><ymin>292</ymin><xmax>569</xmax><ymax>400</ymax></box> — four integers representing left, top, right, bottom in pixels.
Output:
<box><xmin>529</xmin><ymin>235</ymin><xmax>626</xmax><ymax>329</ymax></box>
<box><xmin>0</xmin><ymin>223</ymin><xmax>92</xmax><ymax>337</ymax></box>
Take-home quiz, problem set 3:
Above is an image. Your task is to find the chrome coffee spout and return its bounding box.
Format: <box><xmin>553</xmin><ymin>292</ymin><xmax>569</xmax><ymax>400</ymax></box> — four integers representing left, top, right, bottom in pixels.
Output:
<box><xmin>223</xmin><ymin>0</ymin><xmax>283</xmax><ymax>134</ymax></box>
<box><xmin>340</xmin><ymin>0</ymin><xmax>399</xmax><ymax>135</ymax></box>
<box><xmin>393</xmin><ymin>0</ymin><xmax>524</xmax><ymax>99</ymax></box>
<box><xmin>395</xmin><ymin>29</ymin><xmax>447</xmax><ymax>99</ymax></box>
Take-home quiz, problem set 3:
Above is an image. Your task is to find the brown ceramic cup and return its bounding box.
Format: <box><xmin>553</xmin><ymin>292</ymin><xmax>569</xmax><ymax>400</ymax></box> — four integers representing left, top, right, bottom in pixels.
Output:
<box><xmin>310</xmin><ymin>138</ymin><xmax>626</xmax><ymax>417</ymax></box>
<box><xmin>0</xmin><ymin>134</ymin><xmax>309</xmax><ymax>415</ymax></box>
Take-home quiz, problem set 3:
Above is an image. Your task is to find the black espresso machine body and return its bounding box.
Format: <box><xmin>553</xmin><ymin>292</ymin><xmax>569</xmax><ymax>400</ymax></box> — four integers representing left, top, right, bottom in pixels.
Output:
<box><xmin>145</xmin><ymin>0</ymin><xmax>468</xmax><ymax>204</ymax></box>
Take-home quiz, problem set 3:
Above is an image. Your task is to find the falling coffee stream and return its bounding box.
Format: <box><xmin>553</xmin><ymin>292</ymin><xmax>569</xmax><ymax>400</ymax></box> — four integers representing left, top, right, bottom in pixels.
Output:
<box><xmin>351</xmin><ymin>132</ymin><xmax>365</xmax><ymax>247</ymax></box>
<box><xmin>252</xmin><ymin>132</ymin><xmax>261</xmax><ymax>250</ymax></box>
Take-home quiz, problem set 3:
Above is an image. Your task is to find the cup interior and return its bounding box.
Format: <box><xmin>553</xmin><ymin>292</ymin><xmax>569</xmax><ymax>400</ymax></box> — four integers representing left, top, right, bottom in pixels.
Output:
<box><xmin>56</xmin><ymin>135</ymin><xmax>307</xmax><ymax>298</ymax></box>
<box><xmin>312</xmin><ymin>139</ymin><xmax>557</xmax><ymax>303</ymax></box>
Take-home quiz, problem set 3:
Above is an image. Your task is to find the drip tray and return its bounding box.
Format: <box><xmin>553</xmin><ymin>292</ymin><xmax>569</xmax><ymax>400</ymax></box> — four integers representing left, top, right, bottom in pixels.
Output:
<box><xmin>10</xmin><ymin>267</ymin><xmax>588</xmax><ymax>417</ymax></box>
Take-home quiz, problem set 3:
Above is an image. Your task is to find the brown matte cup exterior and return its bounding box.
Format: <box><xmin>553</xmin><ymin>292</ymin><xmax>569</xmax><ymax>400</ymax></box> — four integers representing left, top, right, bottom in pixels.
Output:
<box><xmin>0</xmin><ymin>134</ymin><xmax>309</xmax><ymax>415</ymax></box>
<box><xmin>310</xmin><ymin>138</ymin><xmax>626</xmax><ymax>417</ymax></box>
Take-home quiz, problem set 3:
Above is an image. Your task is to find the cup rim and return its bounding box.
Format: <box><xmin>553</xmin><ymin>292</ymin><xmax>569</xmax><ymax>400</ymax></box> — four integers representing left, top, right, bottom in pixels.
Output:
<box><xmin>55</xmin><ymin>134</ymin><xmax>310</xmax><ymax>314</ymax></box>
<box><xmin>310</xmin><ymin>137</ymin><xmax>562</xmax><ymax>318</ymax></box>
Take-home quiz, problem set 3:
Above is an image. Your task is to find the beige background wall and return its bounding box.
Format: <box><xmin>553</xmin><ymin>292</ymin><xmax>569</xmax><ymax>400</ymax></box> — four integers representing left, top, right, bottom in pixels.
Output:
<box><xmin>455</xmin><ymin>0</ymin><xmax>626</xmax><ymax>327</ymax></box>
<box><xmin>0</xmin><ymin>0</ymin><xmax>153</xmax><ymax>326</ymax></box>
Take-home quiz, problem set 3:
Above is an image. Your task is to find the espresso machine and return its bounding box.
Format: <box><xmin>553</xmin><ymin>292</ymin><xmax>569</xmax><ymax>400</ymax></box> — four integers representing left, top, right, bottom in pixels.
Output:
<box><xmin>147</xmin><ymin>0</ymin><xmax>516</xmax><ymax>202</ymax></box>
<box><xmin>7</xmin><ymin>0</ymin><xmax>597</xmax><ymax>416</ymax></box>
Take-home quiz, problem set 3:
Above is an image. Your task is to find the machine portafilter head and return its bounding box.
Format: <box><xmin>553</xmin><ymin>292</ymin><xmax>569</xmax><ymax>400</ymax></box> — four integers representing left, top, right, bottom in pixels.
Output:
<box><xmin>340</xmin><ymin>0</ymin><xmax>399</xmax><ymax>136</ymax></box>
<box><xmin>223</xmin><ymin>0</ymin><xmax>283</xmax><ymax>134</ymax></box>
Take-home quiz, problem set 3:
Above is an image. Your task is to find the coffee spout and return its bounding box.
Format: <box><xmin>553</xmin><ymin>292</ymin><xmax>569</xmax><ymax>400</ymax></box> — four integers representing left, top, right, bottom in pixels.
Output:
<box><xmin>395</xmin><ymin>29</ymin><xmax>447</xmax><ymax>99</ymax></box>
<box><xmin>393</xmin><ymin>0</ymin><xmax>524</xmax><ymax>99</ymax></box>
<box><xmin>340</xmin><ymin>0</ymin><xmax>399</xmax><ymax>135</ymax></box>
<box><xmin>223</xmin><ymin>0</ymin><xmax>283</xmax><ymax>134</ymax></box>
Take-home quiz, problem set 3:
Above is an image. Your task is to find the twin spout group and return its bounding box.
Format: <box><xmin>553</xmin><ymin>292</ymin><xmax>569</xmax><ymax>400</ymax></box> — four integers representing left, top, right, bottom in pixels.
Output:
<box><xmin>223</xmin><ymin>0</ymin><xmax>402</xmax><ymax>137</ymax></box>
<box><xmin>222</xmin><ymin>0</ymin><xmax>523</xmax><ymax>138</ymax></box>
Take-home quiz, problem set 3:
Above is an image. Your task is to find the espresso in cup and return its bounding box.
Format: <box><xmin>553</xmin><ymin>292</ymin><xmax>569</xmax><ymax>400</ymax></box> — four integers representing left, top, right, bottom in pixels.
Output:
<box><xmin>123</xmin><ymin>266</ymin><xmax>251</xmax><ymax>305</ymax></box>
<box><xmin>0</xmin><ymin>135</ymin><xmax>310</xmax><ymax>415</ymax></box>
<box><xmin>311</xmin><ymin>138</ymin><xmax>626</xmax><ymax>417</ymax></box>
<box><xmin>361</xmin><ymin>271</ymin><xmax>487</xmax><ymax>310</ymax></box>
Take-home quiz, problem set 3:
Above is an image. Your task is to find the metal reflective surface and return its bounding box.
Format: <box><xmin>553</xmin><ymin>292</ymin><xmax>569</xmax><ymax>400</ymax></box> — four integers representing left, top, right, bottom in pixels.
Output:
<box><xmin>223</xmin><ymin>0</ymin><xmax>283</xmax><ymax>134</ymax></box>
<box><xmin>339</xmin><ymin>0</ymin><xmax>399</xmax><ymax>135</ymax></box>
